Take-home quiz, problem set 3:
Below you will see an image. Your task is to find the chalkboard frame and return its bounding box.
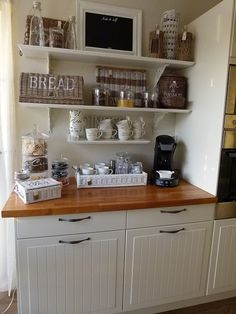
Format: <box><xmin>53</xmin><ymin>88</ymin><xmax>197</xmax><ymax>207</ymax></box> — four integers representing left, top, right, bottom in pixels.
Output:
<box><xmin>77</xmin><ymin>0</ymin><xmax>142</xmax><ymax>56</ymax></box>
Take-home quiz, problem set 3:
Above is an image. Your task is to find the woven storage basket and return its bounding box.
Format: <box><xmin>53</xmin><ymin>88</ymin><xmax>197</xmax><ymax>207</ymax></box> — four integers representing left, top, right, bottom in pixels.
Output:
<box><xmin>24</xmin><ymin>16</ymin><xmax>67</xmax><ymax>46</ymax></box>
<box><xmin>19</xmin><ymin>73</ymin><xmax>84</xmax><ymax>105</ymax></box>
<box><xmin>158</xmin><ymin>73</ymin><xmax>187</xmax><ymax>109</ymax></box>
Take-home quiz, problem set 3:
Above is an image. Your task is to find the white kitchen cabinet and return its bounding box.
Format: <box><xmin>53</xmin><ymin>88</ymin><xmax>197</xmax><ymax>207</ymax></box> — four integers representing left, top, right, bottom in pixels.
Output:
<box><xmin>207</xmin><ymin>218</ymin><xmax>236</xmax><ymax>295</ymax></box>
<box><xmin>123</xmin><ymin>206</ymin><xmax>214</xmax><ymax>312</ymax></box>
<box><xmin>17</xmin><ymin>230</ymin><xmax>125</xmax><ymax>314</ymax></box>
<box><xmin>16</xmin><ymin>211</ymin><xmax>126</xmax><ymax>314</ymax></box>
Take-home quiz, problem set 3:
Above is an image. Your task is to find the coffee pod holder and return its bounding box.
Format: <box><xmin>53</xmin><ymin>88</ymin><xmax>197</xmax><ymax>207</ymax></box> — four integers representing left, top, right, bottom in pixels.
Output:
<box><xmin>75</xmin><ymin>172</ymin><xmax>147</xmax><ymax>188</ymax></box>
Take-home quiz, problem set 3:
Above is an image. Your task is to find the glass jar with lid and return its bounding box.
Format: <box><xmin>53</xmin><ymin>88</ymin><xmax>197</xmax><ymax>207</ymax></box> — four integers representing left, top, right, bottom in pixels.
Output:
<box><xmin>115</xmin><ymin>152</ymin><xmax>131</xmax><ymax>174</ymax></box>
<box><xmin>117</xmin><ymin>88</ymin><xmax>135</xmax><ymax>108</ymax></box>
<box><xmin>52</xmin><ymin>155</ymin><xmax>69</xmax><ymax>186</ymax></box>
<box><xmin>22</xmin><ymin>125</ymin><xmax>49</xmax><ymax>179</ymax></box>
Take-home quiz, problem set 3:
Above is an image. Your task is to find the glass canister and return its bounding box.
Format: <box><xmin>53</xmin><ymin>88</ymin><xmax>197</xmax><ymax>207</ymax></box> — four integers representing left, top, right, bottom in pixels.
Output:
<box><xmin>22</xmin><ymin>125</ymin><xmax>49</xmax><ymax>180</ymax></box>
<box><xmin>117</xmin><ymin>88</ymin><xmax>135</xmax><ymax>108</ymax></box>
<box><xmin>115</xmin><ymin>152</ymin><xmax>131</xmax><ymax>174</ymax></box>
<box><xmin>52</xmin><ymin>156</ymin><xmax>69</xmax><ymax>186</ymax></box>
<box><xmin>92</xmin><ymin>86</ymin><xmax>110</xmax><ymax>106</ymax></box>
<box><xmin>142</xmin><ymin>90</ymin><xmax>159</xmax><ymax>108</ymax></box>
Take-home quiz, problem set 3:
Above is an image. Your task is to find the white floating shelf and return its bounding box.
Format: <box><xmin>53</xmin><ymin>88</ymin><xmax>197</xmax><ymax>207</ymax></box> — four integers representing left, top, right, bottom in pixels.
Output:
<box><xmin>67</xmin><ymin>139</ymin><xmax>151</xmax><ymax>145</ymax></box>
<box><xmin>18</xmin><ymin>44</ymin><xmax>195</xmax><ymax>69</ymax></box>
<box><xmin>19</xmin><ymin>102</ymin><xmax>192</xmax><ymax>114</ymax></box>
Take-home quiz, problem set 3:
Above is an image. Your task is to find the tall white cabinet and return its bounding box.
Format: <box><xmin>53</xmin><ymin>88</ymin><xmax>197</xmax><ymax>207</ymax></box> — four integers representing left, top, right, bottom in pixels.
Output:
<box><xmin>175</xmin><ymin>0</ymin><xmax>234</xmax><ymax>195</ymax></box>
<box><xmin>207</xmin><ymin>218</ymin><xmax>236</xmax><ymax>295</ymax></box>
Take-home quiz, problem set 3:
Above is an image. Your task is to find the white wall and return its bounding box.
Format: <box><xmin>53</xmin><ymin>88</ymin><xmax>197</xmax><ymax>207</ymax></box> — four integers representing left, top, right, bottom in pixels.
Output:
<box><xmin>175</xmin><ymin>0</ymin><xmax>234</xmax><ymax>194</ymax></box>
<box><xmin>12</xmin><ymin>0</ymin><xmax>223</xmax><ymax>177</ymax></box>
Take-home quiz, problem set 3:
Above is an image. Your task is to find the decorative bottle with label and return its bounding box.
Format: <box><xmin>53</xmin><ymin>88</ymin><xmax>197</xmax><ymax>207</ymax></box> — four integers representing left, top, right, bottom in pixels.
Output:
<box><xmin>29</xmin><ymin>1</ymin><xmax>45</xmax><ymax>46</ymax></box>
<box><xmin>176</xmin><ymin>25</ymin><xmax>193</xmax><ymax>61</ymax></box>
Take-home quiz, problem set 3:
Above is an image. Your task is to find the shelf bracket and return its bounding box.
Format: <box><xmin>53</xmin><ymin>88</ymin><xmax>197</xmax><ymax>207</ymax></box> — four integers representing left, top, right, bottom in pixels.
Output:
<box><xmin>48</xmin><ymin>108</ymin><xmax>52</xmax><ymax>134</ymax></box>
<box><xmin>152</xmin><ymin>112</ymin><xmax>168</xmax><ymax>134</ymax></box>
<box><xmin>149</xmin><ymin>64</ymin><xmax>168</xmax><ymax>90</ymax></box>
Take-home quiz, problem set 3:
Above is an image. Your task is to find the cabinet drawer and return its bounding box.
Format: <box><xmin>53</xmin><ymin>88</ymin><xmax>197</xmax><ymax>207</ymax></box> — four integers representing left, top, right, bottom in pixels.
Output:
<box><xmin>127</xmin><ymin>204</ymin><xmax>215</xmax><ymax>229</ymax></box>
<box><xmin>16</xmin><ymin>210</ymin><xmax>126</xmax><ymax>238</ymax></box>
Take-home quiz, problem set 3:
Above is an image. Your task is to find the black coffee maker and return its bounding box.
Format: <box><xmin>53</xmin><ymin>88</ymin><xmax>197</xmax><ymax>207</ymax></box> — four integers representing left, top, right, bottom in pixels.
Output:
<box><xmin>152</xmin><ymin>135</ymin><xmax>180</xmax><ymax>187</ymax></box>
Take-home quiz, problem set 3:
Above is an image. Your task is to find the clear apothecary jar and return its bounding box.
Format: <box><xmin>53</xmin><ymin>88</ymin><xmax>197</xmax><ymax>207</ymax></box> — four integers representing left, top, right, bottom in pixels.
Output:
<box><xmin>22</xmin><ymin>125</ymin><xmax>49</xmax><ymax>179</ymax></box>
<box><xmin>52</xmin><ymin>156</ymin><xmax>69</xmax><ymax>186</ymax></box>
<box><xmin>117</xmin><ymin>88</ymin><xmax>135</xmax><ymax>108</ymax></box>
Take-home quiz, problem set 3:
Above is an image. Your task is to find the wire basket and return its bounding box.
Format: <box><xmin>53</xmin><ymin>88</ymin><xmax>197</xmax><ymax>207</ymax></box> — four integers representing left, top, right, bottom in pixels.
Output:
<box><xmin>161</xmin><ymin>10</ymin><xmax>180</xmax><ymax>59</ymax></box>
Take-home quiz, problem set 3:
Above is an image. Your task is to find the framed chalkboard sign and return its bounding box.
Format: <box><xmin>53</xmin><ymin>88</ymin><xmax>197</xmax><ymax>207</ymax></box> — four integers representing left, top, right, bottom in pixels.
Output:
<box><xmin>77</xmin><ymin>1</ymin><xmax>142</xmax><ymax>56</ymax></box>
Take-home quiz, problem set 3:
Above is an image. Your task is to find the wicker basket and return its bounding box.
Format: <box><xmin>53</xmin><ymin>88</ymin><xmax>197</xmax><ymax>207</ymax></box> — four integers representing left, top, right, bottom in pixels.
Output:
<box><xmin>158</xmin><ymin>73</ymin><xmax>187</xmax><ymax>109</ymax></box>
<box><xmin>19</xmin><ymin>72</ymin><xmax>84</xmax><ymax>105</ymax></box>
<box><xmin>24</xmin><ymin>16</ymin><xmax>67</xmax><ymax>47</ymax></box>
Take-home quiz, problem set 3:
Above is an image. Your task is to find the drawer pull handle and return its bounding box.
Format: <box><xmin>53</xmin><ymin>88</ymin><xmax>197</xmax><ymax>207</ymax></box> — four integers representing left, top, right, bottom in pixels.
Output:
<box><xmin>160</xmin><ymin>208</ymin><xmax>187</xmax><ymax>214</ymax></box>
<box><xmin>160</xmin><ymin>228</ymin><xmax>185</xmax><ymax>234</ymax></box>
<box><xmin>58</xmin><ymin>216</ymin><xmax>91</xmax><ymax>222</ymax></box>
<box><xmin>59</xmin><ymin>237</ymin><xmax>91</xmax><ymax>245</ymax></box>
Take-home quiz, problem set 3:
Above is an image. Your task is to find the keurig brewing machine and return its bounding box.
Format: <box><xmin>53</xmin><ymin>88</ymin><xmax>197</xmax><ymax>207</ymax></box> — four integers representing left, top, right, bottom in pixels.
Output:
<box><xmin>152</xmin><ymin>135</ymin><xmax>180</xmax><ymax>187</ymax></box>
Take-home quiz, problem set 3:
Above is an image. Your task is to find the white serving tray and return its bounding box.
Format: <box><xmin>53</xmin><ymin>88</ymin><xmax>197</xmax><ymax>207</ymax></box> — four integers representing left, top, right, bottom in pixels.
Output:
<box><xmin>76</xmin><ymin>172</ymin><xmax>148</xmax><ymax>188</ymax></box>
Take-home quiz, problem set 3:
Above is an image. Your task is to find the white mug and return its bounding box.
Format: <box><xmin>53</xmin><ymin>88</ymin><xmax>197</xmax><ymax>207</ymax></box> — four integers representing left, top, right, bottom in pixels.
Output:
<box><xmin>101</xmin><ymin>128</ymin><xmax>117</xmax><ymax>139</ymax></box>
<box><xmin>116</xmin><ymin>119</ymin><xmax>130</xmax><ymax>128</ymax></box>
<box><xmin>86</xmin><ymin>128</ymin><xmax>103</xmax><ymax>141</ymax></box>
<box><xmin>95</xmin><ymin>162</ymin><xmax>106</xmax><ymax>169</ymax></box>
<box><xmin>133</xmin><ymin>127</ymin><xmax>145</xmax><ymax>139</ymax></box>
<box><xmin>97</xmin><ymin>166</ymin><xmax>113</xmax><ymax>175</ymax></box>
<box><xmin>81</xmin><ymin>166</ymin><xmax>97</xmax><ymax>175</ymax></box>
<box><xmin>118</xmin><ymin>129</ymin><xmax>133</xmax><ymax>141</ymax></box>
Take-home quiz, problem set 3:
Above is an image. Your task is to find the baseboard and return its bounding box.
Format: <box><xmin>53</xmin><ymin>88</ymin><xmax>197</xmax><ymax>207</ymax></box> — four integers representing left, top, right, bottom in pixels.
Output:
<box><xmin>120</xmin><ymin>290</ymin><xmax>236</xmax><ymax>314</ymax></box>
<box><xmin>0</xmin><ymin>291</ymin><xmax>9</xmax><ymax>300</ymax></box>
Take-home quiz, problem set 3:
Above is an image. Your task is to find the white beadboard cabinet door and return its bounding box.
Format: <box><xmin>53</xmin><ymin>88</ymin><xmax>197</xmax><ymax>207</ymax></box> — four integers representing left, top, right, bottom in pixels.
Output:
<box><xmin>207</xmin><ymin>218</ymin><xmax>236</xmax><ymax>295</ymax></box>
<box><xmin>123</xmin><ymin>221</ymin><xmax>213</xmax><ymax>311</ymax></box>
<box><xmin>17</xmin><ymin>230</ymin><xmax>125</xmax><ymax>314</ymax></box>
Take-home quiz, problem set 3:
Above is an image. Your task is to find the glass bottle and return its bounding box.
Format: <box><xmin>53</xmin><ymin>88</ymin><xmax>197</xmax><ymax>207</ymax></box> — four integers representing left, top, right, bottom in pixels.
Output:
<box><xmin>49</xmin><ymin>21</ymin><xmax>64</xmax><ymax>48</ymax></box>
<box><xmin>29</xmin><ymin>1</ymin><xmax>45</xmax><ymax>46</ymax></box>
<box><xmin>64</xmin><ymin>16</ymin><xmax>77</xmax><ymax>49</ymax></box>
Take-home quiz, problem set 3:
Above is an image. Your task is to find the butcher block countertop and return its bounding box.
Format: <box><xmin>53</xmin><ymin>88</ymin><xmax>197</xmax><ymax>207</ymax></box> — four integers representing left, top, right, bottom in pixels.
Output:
<box><xmin>1</xmin><ymin>178</ymin><xmax>217</xmax><ymax>218</ymax></box>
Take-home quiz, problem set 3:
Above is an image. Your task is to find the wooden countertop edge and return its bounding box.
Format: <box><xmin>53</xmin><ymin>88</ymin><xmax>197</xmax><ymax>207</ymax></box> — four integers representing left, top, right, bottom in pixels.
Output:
<box><xmin>2</xmin><ymin>196</ymin><xmax>217</xmax><ymax>218</ymax></box>
<box><xmin>1</xmin><ymin>179</ymin><xmax>217</xmax><ymax>218</ymax></box>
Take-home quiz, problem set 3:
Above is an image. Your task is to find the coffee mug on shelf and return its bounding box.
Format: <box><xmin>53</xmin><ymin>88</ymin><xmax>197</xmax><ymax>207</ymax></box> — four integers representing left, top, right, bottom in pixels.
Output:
<box><xmin>133</xmin><ymin>127</ymin><xmax>145</xmax><ymax>139</ymax></box>
<box><xmin>85</xmin><ymin>128</ymin><xmax>103</xmax><ymax>141</ymax></box>
<box><xmin>118</xmin><ymin>129</ymin><xmax>133</xmax><ymax>141</ymax></box>
<box><xmin>101</xmin><ymin>128</ymin><xmax>117</xmax><ymax>139</ymax></box>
